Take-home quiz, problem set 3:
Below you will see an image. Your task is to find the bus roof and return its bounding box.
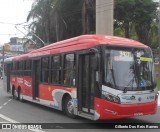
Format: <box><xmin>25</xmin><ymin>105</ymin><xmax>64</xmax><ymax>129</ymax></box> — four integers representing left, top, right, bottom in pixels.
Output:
<box><xmin>13</xmin><ymin>35</ymin><xmax>148</xmax><ymax>61</ymax></box>
<box><xmin>4</xmin><ymin>57</ymin><xmax>14</xmax><ymax>62</ymax></box>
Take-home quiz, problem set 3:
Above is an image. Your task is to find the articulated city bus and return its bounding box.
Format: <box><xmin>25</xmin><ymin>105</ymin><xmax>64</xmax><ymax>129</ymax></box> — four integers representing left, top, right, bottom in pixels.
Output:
<box><xmin>3</xmin><ymin>35</ymin><xmax>159</xmax><ymax>120</ymax></box>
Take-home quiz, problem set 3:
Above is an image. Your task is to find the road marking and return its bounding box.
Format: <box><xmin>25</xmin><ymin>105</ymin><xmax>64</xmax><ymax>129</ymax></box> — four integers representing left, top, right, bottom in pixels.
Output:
<box><xmin>0</xmin><ymin>106</ymin><xmax>3</xmax><ymax>109</ymax></box>
<box><xmin>3</xmin><ymin>102</ymin><xmax>8</xmax><ymax>106</ymax></box>
<box><xmin>0</xmin><ymin>114</ymin><xmax>44</xmax><ymax>132</ymax></box>
<box><xmin>8</xmin><ymin>99</ymin><xmax>12</xmax><ymax>102</ymax></box>
<box><xmin>0</xmin><ymin>114</ymin><xmax>18</xmax><ymax>123</ymax></box>
<box><xmin>0</xmin><ymin>99</ymin><xmax>12</xmax><ymax>110</ymax></box>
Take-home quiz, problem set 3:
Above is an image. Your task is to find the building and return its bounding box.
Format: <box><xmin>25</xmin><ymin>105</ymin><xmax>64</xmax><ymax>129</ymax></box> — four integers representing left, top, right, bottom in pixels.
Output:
<box><xmin>9</xmin><ymin>37</ymin><xmax>28</xmax><ymax>52</ymax></box>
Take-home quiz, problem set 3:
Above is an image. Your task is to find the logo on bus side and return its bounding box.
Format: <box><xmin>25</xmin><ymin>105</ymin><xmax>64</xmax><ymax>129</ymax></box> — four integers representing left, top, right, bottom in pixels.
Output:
<box><xmin>121</xmin><ymin>96</ymin><xmax>136</xmax><ymax>100</ymax></box>
<box><xmin>24</xmin><ymin>80</ymin><xmax>31</xmax><ymax>87</ymax></box>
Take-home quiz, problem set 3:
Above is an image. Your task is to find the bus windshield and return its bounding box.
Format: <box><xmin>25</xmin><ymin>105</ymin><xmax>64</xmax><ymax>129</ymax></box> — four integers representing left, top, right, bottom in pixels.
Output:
<box><xmin>104</xmin><ymin>47</ymin><xmax>155</xmax><ymax>91</ymax></box>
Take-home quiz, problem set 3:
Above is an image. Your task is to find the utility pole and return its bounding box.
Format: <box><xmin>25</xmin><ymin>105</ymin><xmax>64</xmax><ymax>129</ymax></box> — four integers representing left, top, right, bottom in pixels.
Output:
<box><xmin>96</xmin><ymin>0</ymin><xmax>114</xmax><ymax>35</ymax></box>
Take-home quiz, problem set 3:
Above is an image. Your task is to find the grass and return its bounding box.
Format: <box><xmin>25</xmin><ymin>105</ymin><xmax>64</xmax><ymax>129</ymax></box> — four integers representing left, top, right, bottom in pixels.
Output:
<box><xmin>155</xmin><ymin>64</ymin><xmax>160</xmax><ymax>91</ymax></box>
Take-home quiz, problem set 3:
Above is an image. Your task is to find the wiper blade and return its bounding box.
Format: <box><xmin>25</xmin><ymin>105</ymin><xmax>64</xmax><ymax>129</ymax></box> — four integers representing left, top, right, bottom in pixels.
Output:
<box><xmin>123</xmin><ymin>76</ymin><xmax>135</xmax><ymax>93</ymax></box>
<box><xmin>133</xmin><ymin>52</ymin><xmax>140</xmax><ymax>90</ymax></box>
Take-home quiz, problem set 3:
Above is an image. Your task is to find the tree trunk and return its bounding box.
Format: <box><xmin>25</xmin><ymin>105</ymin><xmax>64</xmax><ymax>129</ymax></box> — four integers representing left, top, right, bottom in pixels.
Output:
<box><xmin>135</xmin><ymin>24</ymin><xmax>151</xmax><ymax>46</ymax></box>
<box><xmin>124</xmin><ymin>22</ymin><xmax>130</xmax><ymax>38</ymax></box>
<box><xmin>82</xmin><ymin>0</ymin><xmax>90</xmax><ymax>34</ymax></box>
<box><xmin>55</xmin><ymin>12</ymin><xmax>59</xmax><ymax>42</ymax></box>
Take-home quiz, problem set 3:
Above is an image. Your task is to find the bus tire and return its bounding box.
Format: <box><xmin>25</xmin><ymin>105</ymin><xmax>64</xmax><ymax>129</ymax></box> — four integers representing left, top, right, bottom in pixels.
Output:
<box><xmin>18</xmin><ymin>89</ymin><xmax>24</xmax><ymax>102</ymax></box>
<box><xmin>64</xmin><ymin>96</ymin><xmax>76</xmax><ymax>119</ymax></box>
<box><xmin>13</xmin><ymin>89</ymin><xmax>18</xmax><ymax>99</ymax></box>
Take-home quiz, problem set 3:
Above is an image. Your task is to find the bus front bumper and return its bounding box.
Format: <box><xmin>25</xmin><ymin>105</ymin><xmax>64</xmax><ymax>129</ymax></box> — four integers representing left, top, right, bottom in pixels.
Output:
<box><xmin>94</xmin><ymin>97</ymin><xmax>158</xmax><ymax>120</ymax></box>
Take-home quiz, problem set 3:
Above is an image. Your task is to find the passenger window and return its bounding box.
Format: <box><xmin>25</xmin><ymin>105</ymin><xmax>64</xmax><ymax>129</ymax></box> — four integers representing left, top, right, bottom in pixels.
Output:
<box><xmin>41</xmin><ymin>57</ymin><xmax>49</xmax><ymax>83</ymax></box>
<box><xmin>51</xmin><ymin>56</ymin><xmax>61</xmax><ymax>84</ymax></box>
<box><xmin>63</xmin><ymin>54</ymin><xmax>75</xmax><ymax>86</ymax></box>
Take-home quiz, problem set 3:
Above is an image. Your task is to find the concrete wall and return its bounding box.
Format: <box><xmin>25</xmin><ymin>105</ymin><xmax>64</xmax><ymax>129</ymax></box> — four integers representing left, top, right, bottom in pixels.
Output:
<box><xmin>96</xmin><ymin>0</ymin><xmax>114</xmax><ymax>35</ymax></box>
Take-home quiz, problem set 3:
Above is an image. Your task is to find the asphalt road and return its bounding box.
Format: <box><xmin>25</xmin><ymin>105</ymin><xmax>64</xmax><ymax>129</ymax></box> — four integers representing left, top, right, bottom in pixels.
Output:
<box><xmin>0</xmin><ymin>80</ymin><xmax>160</xmax><ymax>132</ymax></box>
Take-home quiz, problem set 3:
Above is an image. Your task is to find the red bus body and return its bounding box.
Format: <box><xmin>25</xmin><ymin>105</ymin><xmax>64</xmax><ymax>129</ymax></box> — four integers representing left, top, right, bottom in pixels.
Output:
<box><xmin>4</xmin><ymin>35</ymin><xmax>158</xmax><ymax>120</ymax></box>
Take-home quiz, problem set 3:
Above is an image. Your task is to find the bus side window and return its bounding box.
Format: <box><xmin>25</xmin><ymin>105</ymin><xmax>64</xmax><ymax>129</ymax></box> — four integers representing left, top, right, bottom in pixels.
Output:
<box><xmin>15</xmin><ymin>62</ymin><xmax>19</xmax><ymax>75</ymax></box>
<box><xmin>25</xmin><ymin>60</ymin><xmax>32</xmax><ymax>76</ymax></box>
<box><xmin>63</xmin><ymin>54</ymin><xmax>75</xmax><ymax>87</ymax></box>
<box><xmin>51</xmin><ymin>55</ymin><xmax>61</xmax><ymax>84</ymax></box>
<box><xmin>41</xmin><ymin>57</ymin><xmax>49</xmax><ymax>83</ymax></box>
<box><xmin>19</xmin><ymin>61</ymin><xmax>24</xmax><ymax>76</ymax></box>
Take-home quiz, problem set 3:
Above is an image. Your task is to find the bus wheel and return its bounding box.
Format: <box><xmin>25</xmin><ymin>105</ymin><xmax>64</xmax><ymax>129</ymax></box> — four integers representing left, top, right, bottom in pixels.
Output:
<box><xmin>64</xmin><ymin>96</ymin><xmax>76</xmax><ymax>118</ymax></box>
<box><xmin>18</xmin><ymin>89</ymin><xmax>24</xmax><ymax>102</ymax></box>
<box><xmin>13</xmin><ymin>89</ymin><xmax>18</xmax><ymax>99</ymax></box>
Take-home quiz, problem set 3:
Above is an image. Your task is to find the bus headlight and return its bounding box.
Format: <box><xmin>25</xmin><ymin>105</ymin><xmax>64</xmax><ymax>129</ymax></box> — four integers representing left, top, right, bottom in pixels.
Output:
<box><xmin>155</xmin><ymin>92</ymin><xmax>159</xmax><ymax>100</ymax></box>
<box><xmin>102</xmin><ymin>92</ymin><xmax>120</xmax><ymax>103</ymax></box>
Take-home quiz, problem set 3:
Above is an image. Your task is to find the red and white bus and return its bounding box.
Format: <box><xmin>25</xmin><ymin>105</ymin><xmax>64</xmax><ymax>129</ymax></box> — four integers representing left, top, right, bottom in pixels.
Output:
<box><xmin>3</xmin><ymin>35</ymin><xmax>159</xmax><ymax>120</ymax></box>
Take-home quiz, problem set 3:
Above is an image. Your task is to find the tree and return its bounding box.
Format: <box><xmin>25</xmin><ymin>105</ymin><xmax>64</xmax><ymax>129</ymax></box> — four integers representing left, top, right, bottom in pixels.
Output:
<box><xmin>115</xmin><ymin>0</ymin><xmax>158</xmax><ymax>46</ymax></box>
<box><xmin>27</xmin><ymin>0</ymin><xmax>95</xmax><ymax>46</ymax></box>
<box><xmin>114</xmin><ymin>0</ymin><xmax>136</xmax><ymax>38</ymax></box>
<box><xmin>133</xmin><ymin>0</ymin><xmax>158</xmax><ymax>46</ymax></box>
<box><xmin>82</xmin><ymin>0</ymin><xmax>95</xmax><ymax>34</ymax></box>
<box><xmin>27</xmin><ymin>0</ymin><xmax>60</xmax><ymax>44</ymax></box>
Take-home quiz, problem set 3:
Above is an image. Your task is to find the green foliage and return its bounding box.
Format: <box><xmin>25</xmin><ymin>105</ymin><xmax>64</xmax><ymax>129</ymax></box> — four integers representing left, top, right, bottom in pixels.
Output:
<box><xmin>155</xmin><ymin>64</ymin><xmax>160</xmax><ymax>90</ymax></box>
<box><xmin>114</xmin><ymin>0</ymin><xmax>158</xmax><ymax>46</ymax></box>
<box><xmin>28</xmin><ymin>0</ymin><xmax>159</xmax><ymax>51</ymax></box>
<box><xmin>27</xmin><ymin>0</ymin><xmax>95</xmax><ymax>46</ymax></box>
<box><xmin>114</xmin><ymin>27</ymin><xmax>125</xmax><ymax>37</ymax></box>
<box><xmin>115</xmin><ymin>0</ymin><xmax>136</xmax><ymax>38</ymax></box>
<box><xmin>115</xmin><ymin>0</ymin><xmax>136</xmax><ymax>23</ymax></box>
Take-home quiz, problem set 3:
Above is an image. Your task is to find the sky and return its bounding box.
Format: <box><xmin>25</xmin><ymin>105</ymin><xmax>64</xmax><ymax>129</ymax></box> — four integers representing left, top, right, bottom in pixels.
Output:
<box><xmin>0</xmin><ymin>0</ymin><xmax>33</xmax><ymax>45</ymax></box>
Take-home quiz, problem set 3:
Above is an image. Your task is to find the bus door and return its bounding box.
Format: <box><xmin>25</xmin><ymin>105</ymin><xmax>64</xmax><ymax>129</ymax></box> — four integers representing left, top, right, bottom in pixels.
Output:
<box><xmin>78</xmin><ymin>53</ymin><xmax>96</xmax><ymax>115</ymax></box>
<box><xmin>32</xmin><ymin>59</ymin><xmax>40</xmax><ymax>100</ymax></box>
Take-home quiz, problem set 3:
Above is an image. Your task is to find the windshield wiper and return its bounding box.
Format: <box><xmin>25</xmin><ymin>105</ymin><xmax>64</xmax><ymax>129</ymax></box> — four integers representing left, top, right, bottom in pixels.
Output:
<box><xmin>123</xmin><ymin>51</ymin><xmax>139</xmax><ymax>93</ymax></box>
<box><xmin>123</xmin><ymin>76</ymin><xmax>135</xmax><ymax>93</ymax></box>
<box><xmin>133</xmin><ymin>52</ymin><xmax>141</xmax><ymax>91</ymax></box>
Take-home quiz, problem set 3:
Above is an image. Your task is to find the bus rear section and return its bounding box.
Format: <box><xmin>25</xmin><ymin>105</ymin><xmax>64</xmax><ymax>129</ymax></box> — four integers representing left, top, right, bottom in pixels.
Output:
<box><xmin>3</xmin><ymin>35</ymin><xmax>159</xmax><ymax>120</ymax></box>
